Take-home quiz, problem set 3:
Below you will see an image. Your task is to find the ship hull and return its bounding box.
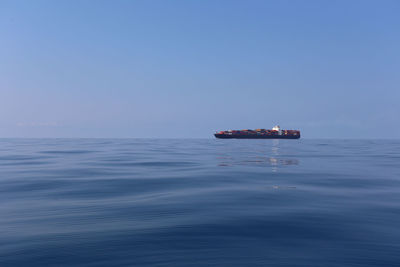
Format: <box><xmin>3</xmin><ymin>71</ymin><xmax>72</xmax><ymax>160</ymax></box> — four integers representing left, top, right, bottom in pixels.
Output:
<box><xmin>214</xmin><ymin>134</ymin><xmax>300</xmax><ymax>139</ymax></box>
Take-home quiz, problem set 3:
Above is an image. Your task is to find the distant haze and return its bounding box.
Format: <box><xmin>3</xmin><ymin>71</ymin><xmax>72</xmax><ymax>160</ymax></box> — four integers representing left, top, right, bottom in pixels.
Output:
<box><xmin>1</xmin><ymin>0</ymin><xmax>399</xmax><ymax>138</ymax></box>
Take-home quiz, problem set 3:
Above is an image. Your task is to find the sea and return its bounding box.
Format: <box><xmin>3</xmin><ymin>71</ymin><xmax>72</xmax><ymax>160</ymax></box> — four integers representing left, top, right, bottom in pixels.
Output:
<box><xmin>0</xmin><ymin>138</ymin><xmax>399</xmax><ymax>266</ymax></box>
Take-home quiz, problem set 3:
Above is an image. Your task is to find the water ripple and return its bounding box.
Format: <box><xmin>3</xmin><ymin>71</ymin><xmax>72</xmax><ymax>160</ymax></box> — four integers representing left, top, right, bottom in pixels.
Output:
<box><xmin>0</xmin><ymin>139</ymin><xmax>399</xmax><ymax>266</ymax></box>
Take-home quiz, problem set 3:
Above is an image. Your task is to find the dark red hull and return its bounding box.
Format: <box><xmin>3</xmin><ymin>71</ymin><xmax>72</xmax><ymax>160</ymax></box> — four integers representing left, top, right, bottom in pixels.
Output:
<box><xmin>214</xmin><ymin>133</ymin><xmax>300</xmax><ymax>139</ymax></box>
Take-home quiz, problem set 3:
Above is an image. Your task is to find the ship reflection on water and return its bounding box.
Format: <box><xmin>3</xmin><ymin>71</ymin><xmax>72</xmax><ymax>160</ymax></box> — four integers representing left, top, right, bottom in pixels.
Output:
<box><xmin>217</xmin><ymin>156</ymin><xmax>299</xmax><ymax>168</ymax></box>
<box><xmin>216</xmin><ymin>140</ymin><xmax>299</xmax><ymax>171</ymax></box>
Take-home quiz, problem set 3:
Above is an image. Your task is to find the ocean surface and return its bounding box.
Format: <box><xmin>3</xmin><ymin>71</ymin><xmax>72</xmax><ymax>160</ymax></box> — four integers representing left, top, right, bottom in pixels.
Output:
<box><xmin>0</xmin><ymin>138</ymin><xmax>399</xmax><ymax>266</ymax></box>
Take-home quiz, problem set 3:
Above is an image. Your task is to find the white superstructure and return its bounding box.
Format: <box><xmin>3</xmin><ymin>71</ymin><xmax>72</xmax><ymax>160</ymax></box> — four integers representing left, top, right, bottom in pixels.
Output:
<box><xmin>272</xmin><ymin>125</ymin><xmax>282</xmax><ymax>135</ymax></box>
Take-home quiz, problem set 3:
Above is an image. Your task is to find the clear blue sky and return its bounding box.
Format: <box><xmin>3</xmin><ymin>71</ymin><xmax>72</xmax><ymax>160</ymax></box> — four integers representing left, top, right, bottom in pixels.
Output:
<box><xmin>1</xmin><ymin>0</ymin><xmax>399</xmax><ymax>138</ymax></box>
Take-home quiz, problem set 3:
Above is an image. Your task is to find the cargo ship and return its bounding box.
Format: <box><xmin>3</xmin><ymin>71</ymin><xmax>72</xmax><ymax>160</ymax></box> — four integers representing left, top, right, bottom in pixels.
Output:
<box><xmin>214</xmin><ymin>125</ymin><xmax>300</xmax><ymax>139</ymax></box>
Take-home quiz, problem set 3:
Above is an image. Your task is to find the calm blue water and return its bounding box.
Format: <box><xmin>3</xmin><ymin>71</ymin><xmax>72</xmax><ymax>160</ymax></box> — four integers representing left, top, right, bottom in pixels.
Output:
<box><xmin>0</xmin><ymin>139</ymin><xmax>399</xmax><ymax>266</ymax></box>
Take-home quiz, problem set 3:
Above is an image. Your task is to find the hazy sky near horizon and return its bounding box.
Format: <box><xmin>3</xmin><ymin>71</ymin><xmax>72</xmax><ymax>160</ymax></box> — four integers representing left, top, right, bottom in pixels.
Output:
<box><xmin>1</xmin><ymin>0</ymin><xmax>399</xmax><ymax>138</ymax></box>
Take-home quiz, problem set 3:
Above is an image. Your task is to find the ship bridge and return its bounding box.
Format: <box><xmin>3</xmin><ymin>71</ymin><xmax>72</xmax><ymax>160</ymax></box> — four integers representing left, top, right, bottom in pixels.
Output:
<box><xmin>272</xmin><ymin>125</ymin><xmax>282</xmax><ymax>135</ymax></box>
